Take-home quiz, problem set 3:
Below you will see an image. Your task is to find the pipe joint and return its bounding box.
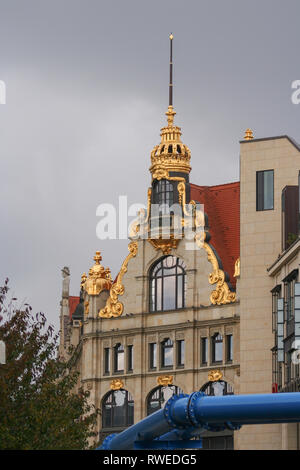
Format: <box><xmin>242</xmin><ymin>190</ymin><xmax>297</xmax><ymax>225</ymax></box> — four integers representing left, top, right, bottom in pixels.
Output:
<box><xmin>164</xmin><ymin>393</ymin><xmax>189</xmax><ymax>430</ymax></box>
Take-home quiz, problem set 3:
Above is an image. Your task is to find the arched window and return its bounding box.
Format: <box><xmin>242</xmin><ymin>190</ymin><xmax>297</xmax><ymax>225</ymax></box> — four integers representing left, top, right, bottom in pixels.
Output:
<box><xmin>114</xmin><ymin>343</ymin><xmax>124</xmax><ymax>372</ymax></box>
<box><xmin>147</xmin><ymin>385</ymin><xmax>184</xmax><ymax>416</ymax></box>
<box><xmin>212</xmin><ymin>333</ymin><xmax>223</xmax><ymax>363</ymax></box>
<box><xmin>150</xmin><ymin>256</ymin><xmax>186</xmax><ymax>312</ymax></box>
<box><xmin>200</xmin><ymin>380</ymin><xmax>234</xmax><ymax>396</ymax></box>
<box><xmin>102</xmin><ymin>389</ymin><xmax>134</xmax><ymax>429</ymax></box>
<box><xmin>161</xmin><ymin>338</ymin><xmax>173</xmax><ymax>367</ymax></box>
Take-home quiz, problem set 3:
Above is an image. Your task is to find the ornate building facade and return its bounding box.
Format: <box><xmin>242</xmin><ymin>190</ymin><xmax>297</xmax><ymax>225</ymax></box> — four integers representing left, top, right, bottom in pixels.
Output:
<box><xmin>59</xmin><ymin>38</ymin><xmax>300</xmax><ymax>450</ymax></box>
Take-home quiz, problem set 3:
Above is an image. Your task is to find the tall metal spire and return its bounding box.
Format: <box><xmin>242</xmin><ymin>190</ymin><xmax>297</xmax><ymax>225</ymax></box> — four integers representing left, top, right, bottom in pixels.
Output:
<box><xmin>169</xmin><ymin>33</ymin><xmax>173</xmax><ymax>107</ymax></box>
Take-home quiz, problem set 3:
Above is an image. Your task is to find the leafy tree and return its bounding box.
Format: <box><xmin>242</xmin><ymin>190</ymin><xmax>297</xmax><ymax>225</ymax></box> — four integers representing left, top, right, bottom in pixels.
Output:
<box><xmin>0</xmin><ymin>279</ymin><xmax>99</xmax><ymax>450</ymax></box>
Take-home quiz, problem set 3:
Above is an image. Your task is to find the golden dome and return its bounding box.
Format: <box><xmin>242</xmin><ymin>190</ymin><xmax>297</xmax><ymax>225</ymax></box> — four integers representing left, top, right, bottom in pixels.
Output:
<box><xmin>150</xmin><ymin>105</ymin><xmax>191</xmax><ymax>178</ymax></box>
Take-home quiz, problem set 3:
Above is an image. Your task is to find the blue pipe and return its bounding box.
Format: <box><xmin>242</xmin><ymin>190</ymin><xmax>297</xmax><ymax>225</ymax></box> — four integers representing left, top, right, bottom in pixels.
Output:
<box><xmin>99</xmin><ymin>392</ymin><xmax>300</xmax><ymax>450</ymax></box>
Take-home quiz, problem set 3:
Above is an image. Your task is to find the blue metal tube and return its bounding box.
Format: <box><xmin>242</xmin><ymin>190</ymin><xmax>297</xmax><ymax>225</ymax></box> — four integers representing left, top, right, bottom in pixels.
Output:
<box><xmin>99</xmin><ymin>392</ymin><xmax>300</xmax><ymax>450</ymax></box>
<box><xmin>100</xmin><ymin>407</ymin><xmax>172</xmax><ymax>450</ymax></box>
<box><xmin>190</xmin><ymin>392</ymin><xmax>300</xmax><ymax>426</ymax></box>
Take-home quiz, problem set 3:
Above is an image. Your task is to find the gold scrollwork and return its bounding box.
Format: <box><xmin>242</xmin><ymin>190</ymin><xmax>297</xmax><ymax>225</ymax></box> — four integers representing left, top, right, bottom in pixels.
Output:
<box><xmin>194</xmin><ymin>234</ymin><xmax>236</xmax><ymax>305</ymax></box>
<box><xmin>110</xmin><ymin>379</ymin><xmax>124</xmax><ymax>391</ymax></box>
<box><xmin>99</xmin><ymin>241</ymin><xmax>138</xmax><ymax>318</ymax></box>
<box><xmin>234</xmin><ymin>257</ymin><xmax>240</xmax><ymax>278</ymax></box>
<box><xmin>157</xmin><ymin>375</ymin><xmax>173</xmax><ymax>386</ymax></box>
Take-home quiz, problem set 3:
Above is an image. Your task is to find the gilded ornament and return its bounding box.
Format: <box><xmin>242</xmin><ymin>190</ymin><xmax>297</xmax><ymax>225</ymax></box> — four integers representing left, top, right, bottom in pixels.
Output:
<box><xmin>99</xmin><ymin>241</ymin><xmax>138</xmax><ymax>318</ymax></box>
<box><xmin>208</xmin><ymin>370</ymin><xmax>223</xmax><ymax>382</ymax></box>
<box><xmin>148</xmin><ymin>236</ymin><xmax>179</xmax><ymax>255</ymax></box>
<box><xmin>110</xmin><ymin>379</ymin><xmax>124</xmax><ymax>391</ymax></box>
<box><xmin>234</xmin><ymin>257</ymin><xmax>240</xmax><ymax>278</ymax></box>
<box><xmin>157</xmin><ymin>375</ymin><xmax>173</xmax><ymax>386</ymax></box>
<box><xmin>194</xmin><ymin>233</ymin><xmax>236</xmax><ymax>305</ymax></box>
<box><xmin>150</xmin><ymin>105</ymin><xmax>191</xmax><ymax>177</ymax></box>
<box><xmin>84</xmin><ymin>300</ymin><xmax>89</xmax><ymax>316</ymax></box>
<box><xmin>244</xmin><ymin>128</ymin><xmax>254</xmax><ymax>140</ymax></box>
<box><xmin>82</xmin><ymin>251</ymin><xmax>112</xmax><ymax>296</ymax></box>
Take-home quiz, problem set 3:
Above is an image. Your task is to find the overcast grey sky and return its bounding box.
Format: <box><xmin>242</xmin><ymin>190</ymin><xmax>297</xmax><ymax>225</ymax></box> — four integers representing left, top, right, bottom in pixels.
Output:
<box><xmin>1</xmin><ymin>0</ymin><xmax>300</xmax><ymax>329</ymax></box>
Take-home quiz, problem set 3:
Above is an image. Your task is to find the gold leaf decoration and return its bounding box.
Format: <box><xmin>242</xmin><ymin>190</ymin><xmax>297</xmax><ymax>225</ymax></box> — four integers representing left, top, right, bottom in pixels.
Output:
<box><xmin>99</xmin><ymin>241</ymin><xmax>138</xmax><ymax>318</ymax></box>
<box><xmin>208</xmin><ymin>370</ymin><xmax>223</xmax><ymax>382</ymax></box>
<box><xmin>195</xmin><ymin>233</ymin><xmax>236</xmax><ymax>305</ymax></box>
<box><xmin>110</xmin><ymin>379</ymin><xmax>124</xmax><ymax>391</ymax></box>
<box><xmin>157</xmin><ymin>375</ymin><xmax>173</xmax><ymax>386</ymax></box>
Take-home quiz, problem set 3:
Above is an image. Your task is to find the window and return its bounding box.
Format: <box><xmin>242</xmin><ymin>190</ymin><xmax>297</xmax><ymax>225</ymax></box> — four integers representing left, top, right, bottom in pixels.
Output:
<box><xmin>161</xmin><ymin>338</ymin><xmax>173</xmax><ymax>368</ymax></box>
<box><xmin>286</xmin><ymin>278</ymin><xmax>295</xmax><ymax>322</ymax></box>
<box><xmin>226</xmin><ymin>335</ymin><xmax>233</xmax><ymax>363</ymax></box>
<box><xmin>212</xmin><ymin>333</ymin><xmax>223</xmax><ymax>363</ymax></box>
<box><xmin>104</xmin><ymin>348</ymin><xmax>110</xmax><ymax>374</ymax></box>
<box><xmin>272</xmin><ymin>286</ymin><xmax>281</xmax><ymax>333</ymax></box>
<box><xmin>201</xmin><ymin>337</ymin><xmax>208</xmax><ymax>365</ymax></box>
<box><xmin>200</xmin><ymin>380</ymin><xmax>234</xmax><ymax>396</ymax></box>
<box><xmin>127</xmin><ymin>345</ymin><xmax>133</xmax><ymax>372</ymax></box>
<box><xmin>102</xmin><ymin>389</ymin><xmax>134</xmax><ymax>429</ymax></box>
<box><xmin>150</xmin><ymin>256</ymin><xmax>186</xmax><ymax>312</ymax></box>
<box><xmin>147</xmin><ymin>385</ymin><xmax>184</xmax><ymax>416</ymax></box>
<box><xmin>114</xmin><ymin>343</ymin><xmax>124</xmax><ymax>372</ymax></box>
<box><xmin>256</xmin><ymin>170</ymin><xmax>274</xmax><ymax>211</ymax></box>
<box><xmin>153</xmin><ymin>179</ymin><xmax>174</xmax><ymax>208</ymax></box>
<box><xmin>149</xmin><ymin>343</ymin><xmax>157</xmax><ymax>369</ymax></box>
<box><xmin>177</xmin><ymin>340</ymin><xmax>185</xmax><ymax>367</ymax></box>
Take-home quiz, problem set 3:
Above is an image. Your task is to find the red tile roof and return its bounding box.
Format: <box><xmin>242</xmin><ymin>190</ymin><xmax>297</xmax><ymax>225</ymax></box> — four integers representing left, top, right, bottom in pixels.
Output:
<box><xmin>69</xmin><ymin>296</ymin><xmax>80</xmax><ymax>319</ymax></box>
<box><xmin>190</xmin><ymin>182</ymin><xmax>240</xmax><ymax>287</ymax></box>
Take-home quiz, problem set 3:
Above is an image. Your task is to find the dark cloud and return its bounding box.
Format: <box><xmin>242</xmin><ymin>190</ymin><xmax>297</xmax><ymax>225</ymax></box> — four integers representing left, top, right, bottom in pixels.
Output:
<box><xmin>1</xmin><ymin>0</ymin><xmax>300</xmax><ymax>329</ymax></box>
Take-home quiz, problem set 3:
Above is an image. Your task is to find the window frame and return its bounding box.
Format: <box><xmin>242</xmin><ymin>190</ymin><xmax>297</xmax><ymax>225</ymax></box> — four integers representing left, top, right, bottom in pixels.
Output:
<box><xmin>102</xmin><ymin>389</ymin><xmax>134</xmax><ymax>430</ymax></box>
<box><xmin>149</xmin><ymin>256</ymin><xmax>186</xmax><ymax>312</ymax></box>
<box><xmin>161</xmin><ymin>338</ymin><xmax>174</xmax><ymax>369</ymax></box>
<box><xmin>176</xmin><ymin>339</ymin><xmax>185</xmax><ymax>367</ymax></box>
<box><xmin>149</xmin><ymin>342</ymin><xmax>157</xmax><ymax>370</ymax></box>
<box><xmin>212</xmin><ymin>333</ymin><xmax>223</xmax><ymax>364</ymax></box>
<box><xmin>256</xmin><ymin>169</ymin><xmax>274</xmax><ymax>211</ymax></box>
<box><xmin>104</xmin><ymin>347</ymin><xmax>110</xmax><ymax>375</ymax></box>
<box><xmin>114</xmin><ymin>343</ymin><xmax>125</xmax><ymax>373</ymax></box>
<box><xmin>201</xmin><ymin>337</ymin><xmax>208</xmax><ymax>365</ymax></box>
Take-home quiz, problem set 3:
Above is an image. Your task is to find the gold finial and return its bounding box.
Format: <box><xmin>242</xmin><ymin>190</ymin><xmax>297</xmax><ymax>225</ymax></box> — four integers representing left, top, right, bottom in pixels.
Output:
<box><xmin>244</xmin><ymin>128</ymin><xmax>254</xmax><ymax>140</ymax></box>
<box><xmin>165</xmin><ymin>105</ymin><xmax>176</xmax><ymax>127</ymax></box>
<box><xmin>94</xmin><ymin>251</ymin><xmax>102</xmax><ymax>264</ymax></box>
<box><xmin>82</xmin><ymin>252</ymin><xmax>112</xmax><ymax>296</ymax></box>
<box><xmin>169</xmin><ymin>33</ymin><xmax>174</xmax><ymax>40</ymax></box>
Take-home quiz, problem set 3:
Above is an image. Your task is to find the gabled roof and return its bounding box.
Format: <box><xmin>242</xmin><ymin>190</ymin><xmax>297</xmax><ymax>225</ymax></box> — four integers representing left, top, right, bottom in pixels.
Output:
<box><xmin>190</xmin><ymin>181</ymin><xmax>240</xmax><ymax>286</ymax></box>
<box><xmin>69</xmin><ymin>296</ymin><xmax>80</xmax><ymax>319</ymax></box>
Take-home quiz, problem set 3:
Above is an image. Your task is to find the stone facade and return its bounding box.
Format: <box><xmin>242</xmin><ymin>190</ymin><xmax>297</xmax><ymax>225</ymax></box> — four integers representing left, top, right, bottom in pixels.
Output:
<box><xmin>59</xmin><ymin>131</ymin><xmax>300</xmax><ymax>449</ymax></box>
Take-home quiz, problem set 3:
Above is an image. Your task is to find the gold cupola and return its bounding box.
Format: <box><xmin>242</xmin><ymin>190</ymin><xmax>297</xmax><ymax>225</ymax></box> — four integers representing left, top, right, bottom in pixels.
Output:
<box><xmin>150</xmin><ymin>34</ymin><xmax>191</xmax><ymax>180</ymax></box>
<box><xmin>150</xmin><ymin>105</ymin><xmax>191</xmax><ymax>179</ymax></box>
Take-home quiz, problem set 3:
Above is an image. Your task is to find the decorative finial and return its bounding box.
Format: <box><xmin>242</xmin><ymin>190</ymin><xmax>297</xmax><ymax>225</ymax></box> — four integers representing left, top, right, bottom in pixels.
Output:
<box><xmin>169</xmin><ymin>33</ymin><xmax>173</xmax><ymax>40</ymax></box>
<box><xmin>83</xmin><ymin>251</ymin><xmax>112</xmax><ymax>296</ymax></box>
<box><xmin>244</xmin><ymin>128</ymin><xmax>254</xmax><ymax>140</ymax></box>
<box><xmin>94</xmin><ymin>251</ymin><xmax>102</xmax><ymax>264</ymax></box>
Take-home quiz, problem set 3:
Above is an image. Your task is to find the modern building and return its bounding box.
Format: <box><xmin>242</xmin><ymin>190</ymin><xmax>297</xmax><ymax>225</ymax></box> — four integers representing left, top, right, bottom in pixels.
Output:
<box><xmin>59</xmin><ymin>37</ymin><xmax>300</xmax><ymax>450</ymax></box>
